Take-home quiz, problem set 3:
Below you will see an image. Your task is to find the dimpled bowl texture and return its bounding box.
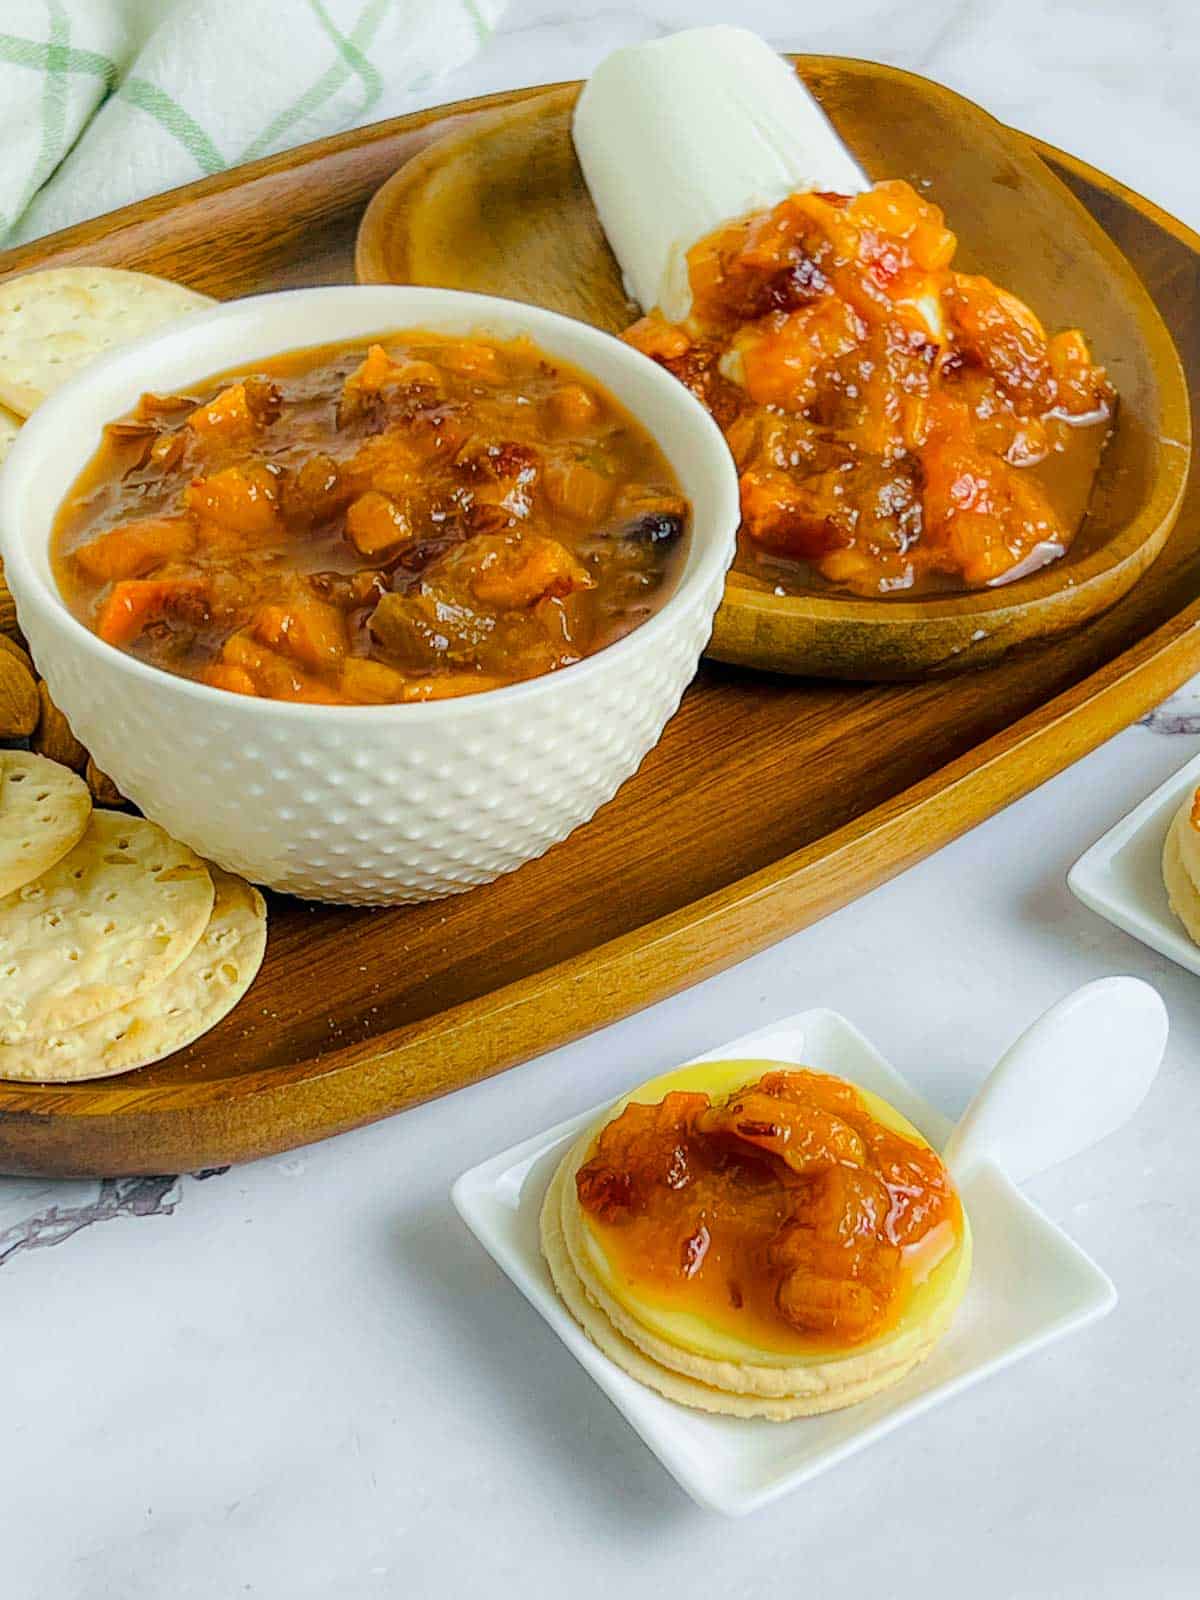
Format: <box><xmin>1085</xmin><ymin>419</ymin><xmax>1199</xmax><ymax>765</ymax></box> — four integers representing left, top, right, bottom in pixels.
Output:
<box><xmin>0</xmin><ymin>286</ymin><xmax>739</xmax><ymax>904</ymax></box>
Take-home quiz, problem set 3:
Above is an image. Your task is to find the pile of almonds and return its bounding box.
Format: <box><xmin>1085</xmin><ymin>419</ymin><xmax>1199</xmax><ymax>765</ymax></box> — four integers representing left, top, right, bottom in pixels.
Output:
<box><xmin>0</xmin><ymin>562</ymin><xmax>124</xmax><ymax>805</ymax></box>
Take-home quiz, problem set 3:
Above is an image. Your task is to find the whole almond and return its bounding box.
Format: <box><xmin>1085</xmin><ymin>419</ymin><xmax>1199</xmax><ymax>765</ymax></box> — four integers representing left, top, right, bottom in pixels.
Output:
<box><xmin>86</xmin><ymin>757</ymin><xmax>125</xmax><ymax>807</ymax></box>
<box><xmin>0</xmin><ymin>642</ymin><xmax>39</xmax><ymax>738</ymax></box>
<box><xmin>32</xmin><ymin>680</ymin><xmax>88</xmax><ymax>771</ymax></box>
<box><xmin>0</xmin><ymin>632</ymin><xmax>34</xmax><ymax>676</ymax></box>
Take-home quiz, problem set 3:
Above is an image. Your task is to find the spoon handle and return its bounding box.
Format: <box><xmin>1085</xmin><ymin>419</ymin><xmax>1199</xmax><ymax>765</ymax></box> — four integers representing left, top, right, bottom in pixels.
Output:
<box><xmin>942</xmin><ymin>977</ymin><xmax>1167</xmax><ymax>1186</ymax></box>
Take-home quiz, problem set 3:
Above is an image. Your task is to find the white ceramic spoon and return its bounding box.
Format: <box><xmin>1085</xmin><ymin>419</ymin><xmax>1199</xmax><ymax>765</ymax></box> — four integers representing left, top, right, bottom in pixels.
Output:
<box><xmin>942</xmin><ymin>976</ymin><xmax>1168</xmax><ymax>1184</ymax></box>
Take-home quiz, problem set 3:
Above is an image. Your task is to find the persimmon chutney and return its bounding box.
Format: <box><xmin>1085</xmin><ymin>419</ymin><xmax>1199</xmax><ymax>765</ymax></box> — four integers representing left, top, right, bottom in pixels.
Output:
<box><xmin>623</xmin><ymin>180</ymin><xmax>1113</xmax><ymax>598</ymax></box>
<box><xmin>576</xmin><ymin>1067</ymin><xmax>964</xmax><ymax>1354</ymax></box>
<box><xmin>52</xmin><ymin>332</ymin><xmax>691</xmax><ymax>704</ymax></box>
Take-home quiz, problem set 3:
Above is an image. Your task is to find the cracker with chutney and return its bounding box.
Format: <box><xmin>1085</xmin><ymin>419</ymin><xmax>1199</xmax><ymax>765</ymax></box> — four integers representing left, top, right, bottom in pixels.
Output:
<box><xmin>542</xmin><ymin>1058</ymin><xmax>971</xmax><ymax>1419</ymax></box>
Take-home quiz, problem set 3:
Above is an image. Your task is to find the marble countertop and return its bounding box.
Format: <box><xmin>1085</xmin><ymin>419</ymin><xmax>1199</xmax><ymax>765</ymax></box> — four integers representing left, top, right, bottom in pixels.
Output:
<box><xmin>5</xmin><ymin>4</ymin><xmax>1200</xmax><ymax>1597</ymax></box>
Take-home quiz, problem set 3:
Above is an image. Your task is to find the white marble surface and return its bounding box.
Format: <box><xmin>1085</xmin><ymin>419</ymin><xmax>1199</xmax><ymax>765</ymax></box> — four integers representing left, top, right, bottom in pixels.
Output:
<box><xmin>4</xmin><ymin>4</ymin><xmax>1200</xmax><ymax>1596</ymax></box>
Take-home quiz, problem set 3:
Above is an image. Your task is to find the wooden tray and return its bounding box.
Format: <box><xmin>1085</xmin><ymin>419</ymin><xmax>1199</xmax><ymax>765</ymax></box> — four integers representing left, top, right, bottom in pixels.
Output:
<box><xmin>0</xmin><ymin>74</ymin><xmax>1196</xmax><ymax>1178</ymax></box>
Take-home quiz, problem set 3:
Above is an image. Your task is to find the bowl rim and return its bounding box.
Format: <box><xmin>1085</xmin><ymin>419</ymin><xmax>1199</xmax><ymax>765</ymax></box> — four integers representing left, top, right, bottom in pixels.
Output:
<box><xmin>0</xmin><ymin>283</ymin><xmax>739</xmax><ymax>722</ymax></box>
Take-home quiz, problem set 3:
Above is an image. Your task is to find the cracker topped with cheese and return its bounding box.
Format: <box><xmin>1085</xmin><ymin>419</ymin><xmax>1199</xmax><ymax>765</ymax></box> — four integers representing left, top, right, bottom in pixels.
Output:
<box><xmin>541</xmin><ymin>1058</ymin><xmax>971</xmax><ymax>1419</ymax></box>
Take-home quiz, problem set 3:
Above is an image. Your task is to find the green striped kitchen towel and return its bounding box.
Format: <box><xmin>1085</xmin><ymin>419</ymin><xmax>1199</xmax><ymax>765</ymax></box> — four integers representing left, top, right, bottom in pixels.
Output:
<box><xmin>0</xmin><ymin>0</ymin><xmax>505</xmax><ymax>246</ymax></box>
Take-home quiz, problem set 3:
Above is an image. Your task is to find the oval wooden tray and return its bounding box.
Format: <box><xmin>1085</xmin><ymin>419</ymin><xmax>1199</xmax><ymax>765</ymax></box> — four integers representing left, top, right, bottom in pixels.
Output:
<box><xmin>0</xmin><ymin>80</ymin><xmax>1197</xmax><ymax>1176</ymax></box>
<box><xmin>358</xmin><ymin>65</ymin><xmax>1190</xmax><ymax>680</ymax></box>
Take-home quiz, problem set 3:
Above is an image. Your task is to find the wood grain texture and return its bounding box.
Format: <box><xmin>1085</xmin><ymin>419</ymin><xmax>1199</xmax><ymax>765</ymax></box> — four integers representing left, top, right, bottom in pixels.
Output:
<box><xmin>0</xmin><ymin>75</ymin><xmax>1196</xmax><ymax>1176</ymax></box>
<box><xmin>357</xmin><ymin>66</ymin><xmax>1191</xmax><ymax>680</ymax></box>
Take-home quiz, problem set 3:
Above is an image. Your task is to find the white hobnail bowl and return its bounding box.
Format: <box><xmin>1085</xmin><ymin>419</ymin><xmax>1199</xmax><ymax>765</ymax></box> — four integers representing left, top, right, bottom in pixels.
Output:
<box><xmin>0</xmin><ymin>286</ymin><xmax>738</xmax><ymax>905</ymax></box>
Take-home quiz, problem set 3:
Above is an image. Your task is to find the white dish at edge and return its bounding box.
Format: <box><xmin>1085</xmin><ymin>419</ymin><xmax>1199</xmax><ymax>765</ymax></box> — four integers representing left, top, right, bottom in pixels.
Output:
<box><xmin>453</xmin><ymin>986</ymin><xmax>1164</xmax><ymax>1516</ymax></box>
<box><xmin>1068</xmin><ymin>750</ymin><xmax>1200</xmax><ymax>973</ymax></box>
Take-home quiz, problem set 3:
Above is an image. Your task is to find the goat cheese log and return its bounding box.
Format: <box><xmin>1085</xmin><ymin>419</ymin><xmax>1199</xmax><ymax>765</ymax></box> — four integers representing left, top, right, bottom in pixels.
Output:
<box><xmin>572</xmin><ymin>26</ymin><xmax>867</xmax><ymax>322</ymax></box>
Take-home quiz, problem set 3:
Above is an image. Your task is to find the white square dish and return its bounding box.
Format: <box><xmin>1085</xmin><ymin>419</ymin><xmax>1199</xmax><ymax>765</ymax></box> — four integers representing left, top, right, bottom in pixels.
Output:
<box><xmin>452</xmin><ymin>1010</ymin><xmax>1116</xmax><ymax>1516</ymax></box>
<box><xmin>1068</xmin><ymin>750</ymin><xmax>1200</xmax><ymax>973</ymax></box>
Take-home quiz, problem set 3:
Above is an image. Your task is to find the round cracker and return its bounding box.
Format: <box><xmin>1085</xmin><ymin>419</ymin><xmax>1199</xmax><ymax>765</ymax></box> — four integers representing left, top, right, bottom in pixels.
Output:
<box><xmin>542</xmin><ymin>1092</ymin><xmax>973</xmax><ymax>1420</ymax></box>
<box><xmin>557</xmin><ymin>1125</ymin><xmax>942</xmax><ymax>1398</ymax></box>
<box><xmin>0</xmin><ymin>405</ymin><xmax>20</xmax><ymax>463</ymax></box>
<box><xmin>540</xmin><ymin>1158</ymin><xmax>822</xmax><ymax>1420</ymax></box>
<box><xmin>0</xmin><ymin>809</ymin><xmax>214</xmax><ymax>1043</ymax></box>
<box><xmin>0</xmin><ymin>865</ymin><xmax>266</xmax><ymax>1082</ymax></box>
<box><xmin>0</xmin><ymin>267</ymin><xmax>213</xmax><ymax>415</ymax></box>
<box><xmin>0</xmin><ymin>750</ymin><xmax>92</xmax><ymax>899</ymax></box>
<box><xmin>540</xmin><ymin>1157</ymin><xmax>956</xmax><ymax>1421</ymax></box>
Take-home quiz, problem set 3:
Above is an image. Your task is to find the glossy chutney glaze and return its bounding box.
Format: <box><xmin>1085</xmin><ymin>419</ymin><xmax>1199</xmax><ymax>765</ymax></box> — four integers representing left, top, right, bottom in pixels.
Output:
<box><xmin>52</xmin><ymin>332</ymin><xmax>691</xmax><ymax>703</ymax></box>
<box><xmin>623</xmin><ymin>180</ymin><xmax>1112</xmax><ymax>599</ymax></box>
<box><xmin>575</xmin><ymin>1067</ymin><xmax>964</xmax><ymax>1356</ymax></box>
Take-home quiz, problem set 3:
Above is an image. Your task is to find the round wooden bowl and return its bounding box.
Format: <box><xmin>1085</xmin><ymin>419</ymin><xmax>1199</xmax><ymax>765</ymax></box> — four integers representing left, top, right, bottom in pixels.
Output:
<box><xmin>357</xmin><ymin>62</ymin><xmax>1191</xmax><ymax>680</ymax></box>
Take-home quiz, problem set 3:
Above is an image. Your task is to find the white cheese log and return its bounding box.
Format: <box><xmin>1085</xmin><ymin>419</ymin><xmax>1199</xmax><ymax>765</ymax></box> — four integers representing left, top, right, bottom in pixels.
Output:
<box><xmin>573</xmin><ymin>27</ymin><xmax>868</xmax><ymax>322</ymax></box>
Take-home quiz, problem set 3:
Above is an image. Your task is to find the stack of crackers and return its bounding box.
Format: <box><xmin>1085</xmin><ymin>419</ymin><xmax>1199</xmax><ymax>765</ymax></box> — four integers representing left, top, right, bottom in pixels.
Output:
<box><xmin>0</xmin><ymin>752</ymin><xmax>266</xmax><ymax>1083</ymax></box>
